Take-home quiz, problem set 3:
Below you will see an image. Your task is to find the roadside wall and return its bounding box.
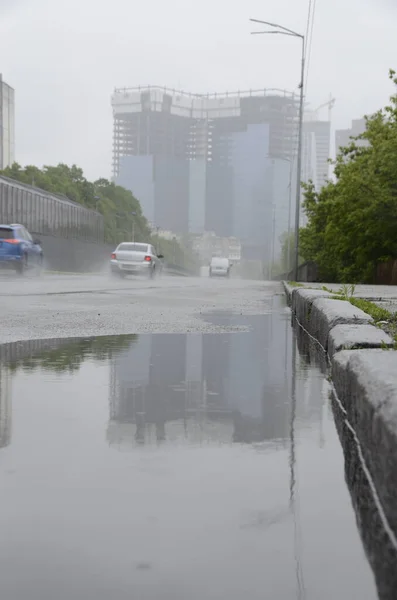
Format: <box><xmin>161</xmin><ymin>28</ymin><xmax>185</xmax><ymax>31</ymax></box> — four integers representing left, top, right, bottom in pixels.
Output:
<box><xmin>274</xmin><ymin>261</ymin><xmax>318</xmax><ymax>283</ymax></box>
<box><xmin>35</xmin><ymin>233</ymin><xmax>113</xmax><ymax>272</ymax></box>
<box><xmin>376</xmin><ymin>259</ymin><xmax>397</xmax><ymax>286</ymax></box>
<box><xmin>284</xmin><ymin>281</ymin><xmax>397</xmax><ymax>557</ymax></box>
<box><xmin>36</xmin><ymin>234</ymin><xmax>198</xmax><ymax>274</ymax></box>
<box><xmin>279</xmin><ymin>258</ymin><xmax>397</xmax><ymax>285</ymax></box>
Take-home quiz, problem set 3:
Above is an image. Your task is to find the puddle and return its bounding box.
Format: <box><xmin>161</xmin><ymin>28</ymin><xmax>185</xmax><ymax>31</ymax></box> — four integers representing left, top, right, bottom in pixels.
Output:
<box><xmin>0</xmin><ymin>308</ymin><xmax>381</xmax><ymax>599</ymax></box>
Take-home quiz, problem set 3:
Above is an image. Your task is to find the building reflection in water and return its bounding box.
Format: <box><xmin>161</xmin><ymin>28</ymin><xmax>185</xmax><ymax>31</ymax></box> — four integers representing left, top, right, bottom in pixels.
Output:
<box><xmin>107</xmin><ymin>306</ymin><xmax>325</xmax><ymax>450</ymax></box>
<box><xmin>0</xmin><ymin>312</ymin><xmax>327</xmax><ymax>457</ymax></box>
<box><xmin>0</xmin><ymin>309</ymin><xmax>390</xmax><ymax>596</ymax></box>
<box><xmin>0</xmin><ymin>366</ymin><xmax>11</xmax><ymax>450</ymax></box>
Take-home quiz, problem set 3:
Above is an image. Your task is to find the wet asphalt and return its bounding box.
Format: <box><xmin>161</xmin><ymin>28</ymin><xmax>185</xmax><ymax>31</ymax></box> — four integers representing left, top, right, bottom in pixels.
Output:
<box><xmin>0</xmin><ymin>273</ymin><xmax>273</xmax><ymax>343</ymax></box>
<box><xmin>0</xmin><ymin>274</ymin><xmax>391</xmax><ymax>599</ymax></box>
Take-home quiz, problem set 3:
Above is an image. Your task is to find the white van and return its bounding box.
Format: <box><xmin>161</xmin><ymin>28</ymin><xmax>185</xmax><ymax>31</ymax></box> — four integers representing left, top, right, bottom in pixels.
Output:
<box><xmin>209</xmin><ymin>257</ymin><xmax>231</xmax><ymax>278</ymax></box>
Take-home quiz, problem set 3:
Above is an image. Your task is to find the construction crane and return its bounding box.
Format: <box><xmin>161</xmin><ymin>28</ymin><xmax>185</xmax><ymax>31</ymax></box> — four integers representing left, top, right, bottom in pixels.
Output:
<box><xmin>313</xmin><ymin>94</ymin><xmax>336</xmax><ymax>121</ymax></box>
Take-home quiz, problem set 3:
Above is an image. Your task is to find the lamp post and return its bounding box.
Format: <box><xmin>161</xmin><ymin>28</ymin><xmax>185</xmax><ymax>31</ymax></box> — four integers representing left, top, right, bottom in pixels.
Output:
<box><xmin>251</xmin><ymin>18</ymin><xmax>305</xmax><ymax>281</ymax></box>
<box><xmin>272</xmin><ymin>157</ymin><xmax>293</xmax><ymax>276</ymax></box>
<box><xmin>131</xmin><ymin>211</ymin><xmax>137</xmax><ymax>242</ymax></box>
<box><xmin>270</xmin><ymin>203</ymin><xmax>276</xmax><ymax>279</ymax></box>
<box><xmin>157</xmin><ymin>226</ymin><xmax>160</xmax><ymax>255</ymax></box>
<box><xmin>115</xmin><ymin>211</ymin><xmax>137</xmax><ymax>242</ymax></box>
<box><xmin>283</xmin><ymin>161</ymin><xmax>294</xmax><ymax>275</ymax></box>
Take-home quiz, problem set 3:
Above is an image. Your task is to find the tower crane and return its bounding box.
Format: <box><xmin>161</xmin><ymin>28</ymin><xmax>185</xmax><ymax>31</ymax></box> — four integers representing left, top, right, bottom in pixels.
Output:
<box><xmin>313</xmin><ymin>94</ymin><xmax>335</xmax><ymax>121</ymax></box>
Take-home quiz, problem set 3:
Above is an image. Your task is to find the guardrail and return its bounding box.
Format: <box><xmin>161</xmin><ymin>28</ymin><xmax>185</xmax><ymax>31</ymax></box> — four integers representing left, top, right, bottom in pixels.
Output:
<box><xmin>163</xmin><ymin>263</ymin><xmax>196</xmax><ymax>277</ymax></box>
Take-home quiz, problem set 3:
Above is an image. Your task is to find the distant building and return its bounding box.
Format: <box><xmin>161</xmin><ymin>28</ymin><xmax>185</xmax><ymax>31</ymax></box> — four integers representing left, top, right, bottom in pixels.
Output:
<box><xmin>150</xmin><ymin>227</ymin><xmax>181</xmax><ymax>242</ymax></box>
<box><xmin>302</xmin><ymin>115</ymin><xmax>331</xmax><ymax>192</ymax></box>
<box><xmin>0</xmin><ymin>74</ymin><xmax>15</xmax><ymax>170</ymax></box>
<box><xmin>335</xmin><ymin>118</ymin><xmax>367</xmax><ymax>155</ymax></box>
<box><xmin>111</xmin><ymin>86</ymin><xmax>300</xmax><ymax>259</ymax></box>
<box><xmin>191</xmin><ymin>232</ymin><xmax>241</xmax><ymax>264</ymax></box>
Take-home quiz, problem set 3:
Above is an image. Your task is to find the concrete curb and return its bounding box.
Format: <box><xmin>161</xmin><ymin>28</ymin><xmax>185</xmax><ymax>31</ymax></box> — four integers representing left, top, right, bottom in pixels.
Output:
<box><xmin>282</xmin><ymin>281</ymin><xmax>397</xmax><ymax>546</ymax></box>
<box><xmin>282</xmin><ymin>281</ymin><xmax>294</xmax><ymax>305</ymax></box>
<box><xmin>332</xmin><ymin>350</ymin><xmax>397</xmax><ymax>541</ymax></box>
<box><xmin>284</xmin><ymin>282</ymin><xmax>394</xmax><ymax>354</ymax></box>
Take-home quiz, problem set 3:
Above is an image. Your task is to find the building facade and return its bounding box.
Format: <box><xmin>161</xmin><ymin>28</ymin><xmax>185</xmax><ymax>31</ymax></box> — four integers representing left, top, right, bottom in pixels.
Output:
<box><xmin>335</xmin><ymin>118</ymin><xmax>367</xmax><ymax>155</ymax></box>
<box><xmin>107</xmin><ymin>320</ymin><xmax>296</xmax><ymax>448</ymax></box>
<box><xmin>302</xmin><ymin>117</ymin><xmax>331</xmax><ymax>192</ymax></box>
<box><xmin>0</xmin><ymin>75</ymin><xmax>15</xmax><ymax>170</ymax></box>
<box><xmin>191</xmin><ymin>232</ymin><xmax>242</xmax><ymax>264</ymax></box>
<box><xmin>112</xmin><ymin>86</ymin><xmax>299</xmax><ymax>259</ymax></box>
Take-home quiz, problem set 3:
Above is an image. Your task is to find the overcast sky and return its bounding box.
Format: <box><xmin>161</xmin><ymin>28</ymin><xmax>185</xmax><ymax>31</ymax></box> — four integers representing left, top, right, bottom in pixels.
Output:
<box><xmin>0</xmin><ymin>0</ymin><xmax>395</xmax><ymax>180</ymax></box>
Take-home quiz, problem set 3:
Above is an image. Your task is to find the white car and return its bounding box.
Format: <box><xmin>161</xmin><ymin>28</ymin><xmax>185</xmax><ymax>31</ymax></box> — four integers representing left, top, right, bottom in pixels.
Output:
<box><xmin>209</xmin><ymin>257</ymin><xmax>231</xmax><ymax>278</ymax></box>
<box><xmin>110</xmin><ymin>242</ymin><xmax>163</xmax><ymax>278</ymax></box>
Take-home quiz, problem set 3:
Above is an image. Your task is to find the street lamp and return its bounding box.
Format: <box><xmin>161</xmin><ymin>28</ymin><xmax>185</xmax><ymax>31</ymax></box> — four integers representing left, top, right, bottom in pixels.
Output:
<box><xmin>115</xmin><ymin>211</ymin><xmax>137</xmax><ymax>242</ymax></box>
<box><xmin>155</xmin><ymin>226</ymin><xmax>160</xmax><ymax>255</ymax></box>
<box><xmin>251</xmin><ymin>18</ymin><xmax>305</xmax><ymax>281</ymax></box>
<box><xmin>270</xmin><ymin>203</ymin><xmax>276</xmax><ymax>279</ymax></box>
<box><xmin>131</xmin><ymin>211</ymin><xmax>137</xmax><ymax>242</ymax></box>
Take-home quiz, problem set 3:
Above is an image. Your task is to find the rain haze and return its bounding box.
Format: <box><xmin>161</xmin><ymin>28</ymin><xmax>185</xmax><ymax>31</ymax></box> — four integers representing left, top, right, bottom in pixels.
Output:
<box><xmin>1</xmin><ymin>2</ymin><xmax>397</xmax><ymax>599</ymax></box>
<box><xmin>0</xmin><ymin>0</ymin><xmax>395</xmax><ymax>179</ymax></box>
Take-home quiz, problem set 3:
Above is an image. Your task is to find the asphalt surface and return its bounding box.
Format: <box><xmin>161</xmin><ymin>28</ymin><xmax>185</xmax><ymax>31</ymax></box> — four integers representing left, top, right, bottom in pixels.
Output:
<box><xmin>0</xmin><ymin>273</ymin><xmax>278</xmax><ymax>343</ymax></box>
<box><xmin>0</xmin><ymin>274</ymin><xmax>384</xmax><ymax>599</ymax></box>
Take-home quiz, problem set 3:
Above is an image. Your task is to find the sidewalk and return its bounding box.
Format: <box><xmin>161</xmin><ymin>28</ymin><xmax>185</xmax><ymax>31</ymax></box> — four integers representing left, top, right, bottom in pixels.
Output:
<box><xmin>287</xmin><ymin>282</ymin><xmax>397</xmax><ymax>323</ymax></box>
<box><xmin>283</xmin><ymin>280</ymin><xmax>397</xmax><ymax>556</ymax></box>
<box><xmin>291</xmin><ymin>282</ymin><xmax>397</xmax><ymax>300</ymax></box>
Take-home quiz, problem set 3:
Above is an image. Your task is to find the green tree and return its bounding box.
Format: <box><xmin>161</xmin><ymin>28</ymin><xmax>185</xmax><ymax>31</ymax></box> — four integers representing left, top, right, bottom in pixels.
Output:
<box><xmin>7</xmin><ymin>335</ymin><xmax>137</xmax><ymax>374</ymax></box>
<box><xmin>279</xmin><ymin>231</ymin><xmax>295</xmax><ymax>273</ymax></box>
<box><xmin>0</xmin><ymin>162</ymin><xmax>198</xmax><ymax>272</ymax></box>
<box><xmin>300</xmin><ymin>69</ymin><xmax>397</xmax><ymax>283</ymax></box>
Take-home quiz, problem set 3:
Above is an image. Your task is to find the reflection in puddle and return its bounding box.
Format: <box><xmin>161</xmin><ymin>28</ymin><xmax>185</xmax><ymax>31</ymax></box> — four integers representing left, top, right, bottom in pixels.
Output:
<box><xmin>0</xmin><ymin>309</ymin><xmax>381</xmax><ymax>600</ymax></box>
<box><xmin>0</xmin><ymin>335</ymin><xmax>136</xmax><ymax>449</ymax></box>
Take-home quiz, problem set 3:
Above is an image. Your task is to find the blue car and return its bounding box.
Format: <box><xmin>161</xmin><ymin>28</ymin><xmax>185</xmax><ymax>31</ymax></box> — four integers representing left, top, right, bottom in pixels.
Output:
<box><xmin>0</xmin><ymin>224</ymin><xmax>44</xmax><ymax>275</ymax></box>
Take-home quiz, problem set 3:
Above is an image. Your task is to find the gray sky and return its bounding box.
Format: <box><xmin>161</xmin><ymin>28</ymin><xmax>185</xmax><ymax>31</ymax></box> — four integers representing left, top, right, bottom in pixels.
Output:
<box><xmin>0</xmin><ymin>0</ymin><xmax>395</xmax><ymax>180</ymax></box>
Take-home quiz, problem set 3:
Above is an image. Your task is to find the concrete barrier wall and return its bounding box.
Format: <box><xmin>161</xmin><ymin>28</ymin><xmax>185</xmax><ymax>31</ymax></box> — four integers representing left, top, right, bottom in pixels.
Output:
<box><xmin>274</xmin><ymin>261</ymin><xmax>319</xmax><ymax>283</ymax></box>
<box><xmin>284</xmin><ymin>283</ymin><xmax>392</xmax><ymax>355</ymax></box>
<box><xmin>36</xmin><ymin>233</ymin><xmax>113</xmax><ymax>272</ymax></box>
<box><xmin>331</xmin><ymin>387</ymin><xmax>397</xmax><ymax>596</ymax></box>
<box><xmin>36</xmin><ymin>235</ymin><xmax>198</xmax><ymax>274</ymax></box>
<box><xmin>332</xmin><ymin>350</ymin><xmax>397</xmax><ymax>542</ymax></box>
<box><xmin>285</xmin><ymin>281</ymin><xmax>397</xmax><ymax>560</ymax></box>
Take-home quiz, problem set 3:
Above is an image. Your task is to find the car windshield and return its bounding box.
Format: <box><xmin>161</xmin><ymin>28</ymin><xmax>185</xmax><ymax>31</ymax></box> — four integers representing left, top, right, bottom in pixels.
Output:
<box><xmin>0</xmin><ymin>228</ymin><xmax>14</xmax><ymax>240</ymax></box>
<box><xmin>117</xmin><ymin>243</ymin><xmax>149</xmax><ymax>252</ymax></box>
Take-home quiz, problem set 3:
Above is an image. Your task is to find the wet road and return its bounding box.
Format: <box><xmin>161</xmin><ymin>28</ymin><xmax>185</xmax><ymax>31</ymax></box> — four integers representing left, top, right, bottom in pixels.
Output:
<box><xmin>0</xmin><ymin>273</ymin><xmax>273</xmax><ymax>343</ymax></box>
<box><xmin>0</xmin><ymin>276</ymin><xmax>388</xmax><ymax>599</ymax></box>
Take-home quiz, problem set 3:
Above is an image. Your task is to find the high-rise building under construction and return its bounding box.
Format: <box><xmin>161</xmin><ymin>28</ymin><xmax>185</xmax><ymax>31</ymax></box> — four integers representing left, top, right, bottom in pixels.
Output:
<box><xmin>112</xmin><ymin>86</ymin><xmax>299</xmax><ymax>258</ymax></box>
<box><xmin>0</xmin><ymin>74</ymin><xmax>15</xmax><ymax>170</ymax></box>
